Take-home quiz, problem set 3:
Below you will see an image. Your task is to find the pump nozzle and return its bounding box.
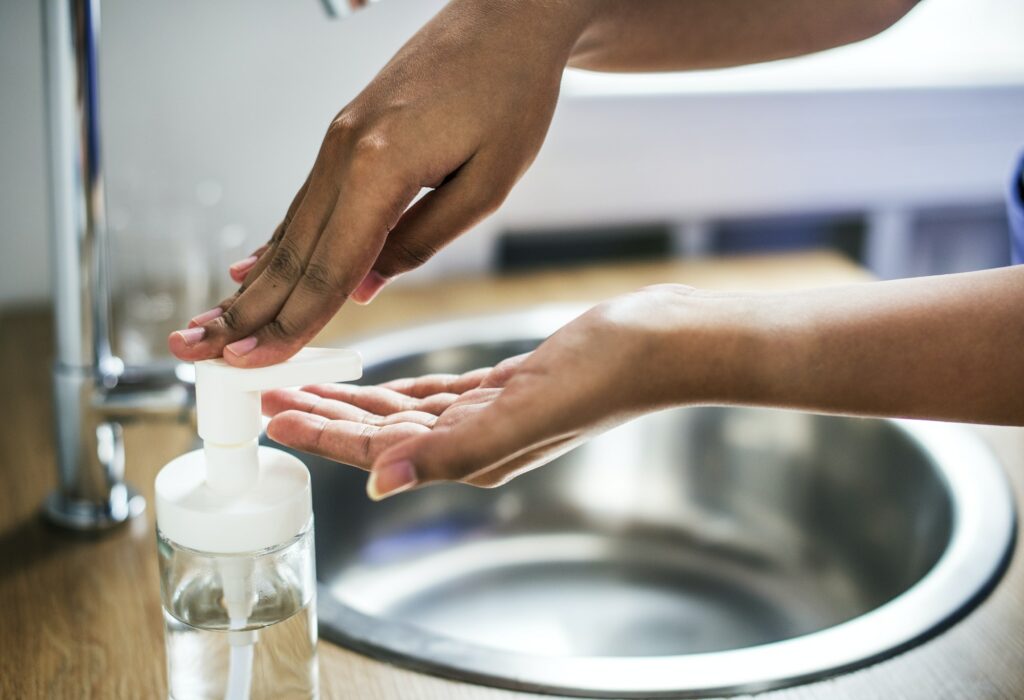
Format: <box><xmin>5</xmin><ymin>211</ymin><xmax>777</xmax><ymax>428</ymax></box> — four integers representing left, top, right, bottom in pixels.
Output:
<box><xmin>196</xmin><ymin>347</ymin><xmax>362</xmax><ymax>495</ymax></box>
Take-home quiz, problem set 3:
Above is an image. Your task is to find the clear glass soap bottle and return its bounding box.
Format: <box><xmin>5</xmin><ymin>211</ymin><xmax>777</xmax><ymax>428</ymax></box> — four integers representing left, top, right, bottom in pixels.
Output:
<box><xmin>157</xmin><ymin>519</ymin><xmax>318</xmax><ymax>700</ymax></box>
<box><xmin>154</xmin><ymin>348</ymin><xmax>362</xmax><ymax>700</ymax></box>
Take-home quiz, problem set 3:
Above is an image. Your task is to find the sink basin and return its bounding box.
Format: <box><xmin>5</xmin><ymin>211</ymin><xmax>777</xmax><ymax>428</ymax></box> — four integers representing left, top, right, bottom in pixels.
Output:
<box><xmin>274</xmin><ymin>305</ymin><xmax>1015</xmax><ymax>697</ymax></box>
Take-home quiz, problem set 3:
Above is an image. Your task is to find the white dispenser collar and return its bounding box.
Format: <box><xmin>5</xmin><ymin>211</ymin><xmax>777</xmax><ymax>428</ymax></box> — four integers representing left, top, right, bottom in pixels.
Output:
<box><xmin>155</xmin><ymin>347</ymin><xmax>362</xmax><ymax>553</ymax></box>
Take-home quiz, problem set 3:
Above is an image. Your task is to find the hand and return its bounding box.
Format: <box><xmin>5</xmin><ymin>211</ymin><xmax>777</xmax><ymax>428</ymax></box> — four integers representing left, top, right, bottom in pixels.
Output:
<box><xmin>262</xmin><ymin>285</ymin><xmax>751</xmax><ymax>499</ymax></box>
<box><xmin>169</xmin><ymin>0</ymin><xmax>594</xmax><ymax>368</ymax></box>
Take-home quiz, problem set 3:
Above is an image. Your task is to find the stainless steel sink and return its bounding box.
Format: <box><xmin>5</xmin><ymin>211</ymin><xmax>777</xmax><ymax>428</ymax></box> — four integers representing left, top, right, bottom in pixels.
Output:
<box><xmin>269</xmin><ymin>305</ymin><xmax>1016</xmax><ymax>697</ymax></box>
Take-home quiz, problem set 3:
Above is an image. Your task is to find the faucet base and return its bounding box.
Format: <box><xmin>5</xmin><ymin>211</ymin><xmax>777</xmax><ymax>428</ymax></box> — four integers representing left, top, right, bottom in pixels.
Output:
<box><xmin>44</xmin><ymin>485</ymin><xmax>146</xmax><ymax>530</ymax></box>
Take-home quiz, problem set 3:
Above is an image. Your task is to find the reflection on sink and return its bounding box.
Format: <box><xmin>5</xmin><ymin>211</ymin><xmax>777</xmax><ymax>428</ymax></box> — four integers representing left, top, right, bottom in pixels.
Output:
<box><xmin>268</xmin><ymin>306</ymin><xmax>1015</xmax><ymax>698</ymax></box>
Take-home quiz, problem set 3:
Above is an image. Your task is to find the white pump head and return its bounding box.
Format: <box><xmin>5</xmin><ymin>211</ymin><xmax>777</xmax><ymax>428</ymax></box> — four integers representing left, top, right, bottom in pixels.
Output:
<box><xmin>155</xmin><ymin>347</ymin><xmax>362</xmax><ymax>553</ymax></box>
<box><xmin>195</xmin><ymin>347</ymin><xmax>362</xmax><ymax>495</ymax></box>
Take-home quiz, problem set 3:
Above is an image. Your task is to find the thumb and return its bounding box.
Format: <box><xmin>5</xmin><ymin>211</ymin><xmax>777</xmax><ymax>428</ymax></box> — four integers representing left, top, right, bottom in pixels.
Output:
<box><xmin>351</xmin><ymin>156</ymin><xmax>509</xmax><ymax>304</ymax></box>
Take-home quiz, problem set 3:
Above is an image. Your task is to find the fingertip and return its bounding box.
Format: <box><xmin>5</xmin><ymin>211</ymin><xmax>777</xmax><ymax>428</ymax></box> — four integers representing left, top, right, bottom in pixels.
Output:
<box><xmin>188</xmin><ymin>307</ymin><xmax>225</xmax><ymax>329</ymax></box>
<box><xmin>351</xmin><ymin>271</ymin><xmax>390</xmax><ymax>305</ymax></box>
<box><xmin>222</xmin><ymin>335</ymin><xmax>275</xmax><ymax>367</ymax></box>
<box><xmin>223</xmin><ymin>340</ymin><xmax>300</xmax><ymax>368</ymax></box>
<box><xmin>261</xmin><ymin>388</ymin><xmax>299</xmax><ymax>417</ymax></box>
<box><xmin>266</xmin><ymin>409</ymin><xmax>325</xmax><ymax>446</ymax></box>
<box><xmin>264</xmin><ymin>412</ymin><xmax>289</xmax><ymax>445</ymax></box>
<box><xmin>167</xmin><ymin>331</ymin><xmax>187</xmax><ymax>358</ymax></box>
<box><xmin>228</xmin><ymin>255</ymin><xmax>259</xmax><ymax>282</ymax></box>
<box><xmin>299</xmin><ymin>383</ymin><xmax>345</xmax><ymax>399</ymax></box>
<box><xmin>370</xmin><ymin>438</ymin><xmax>422</xmax><ymax>481</ymax></box>
<box><xmin>168</xmin><ymin>328</ymin><xmax>211</xmax><ymax>361</ymax></box>
<box><xmin>367</xmin><ymin>459</ymin><xmax>418</xmax><ymax>500</ymax></box>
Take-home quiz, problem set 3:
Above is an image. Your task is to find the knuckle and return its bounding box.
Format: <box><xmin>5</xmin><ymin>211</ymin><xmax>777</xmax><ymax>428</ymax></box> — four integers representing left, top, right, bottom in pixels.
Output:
<box><xmin>325</xmin><ymin>113</ymin><xmax>359</xmax><ymax>145</ymax></box>
<box><xmin>473</xmin><ymin>187</ymin><xmax>509</xmax><ymax>216</ymax></box>
<box><xmin>300</xmin><ymin>260</ymin><xmax>345</xmax><ymax>297</ymax></box>
<box><xmin>269</xmin><ymin>222</ymin><xmax>286</xmax><ymax>245</ymax></box>
<box><xmin>357</xmin><ymin>423</ymin><xmax>375</xmax><ymax>462</ymax></box>
<box><xmin>264</xmin><ymin>242</ymin><xmax>304</xmax><ymax>285</ymax></box>
<box><xmin>310</xmin><ymin>416</ymin><xmax>329</xmax><ymax>451</ymax></box>
<box><xmin>306</xmin><ymin>395</ymin><xmax>326</xmax><ymax>417</ymax></box>
<box><xmin>218</xmin><ymin>290</ymin><xmax>241</xmax><ymax>309</ymax></box>
<box><xmin>263</xmin><ymin>317</ymin><xmax>297</xmax><ymax>342</ymax></box>
<box><xmin>487</xmin><ymin>359</ymin><xmax>519</xmax><ymax>386</ymax></box>
<box><xmin>466</xmin><ymin>182</ymin><xmax>509</xmax><ymax>214</ymax></box>
<box><xmin>219</xmin><ymin>306</ymin><xmax>245</xmax><ymax>332</ymax></box>
<box><xmin>393</xmin><ymin>238</ymin><xmax>438</xmax><ymax>269</ymax></box>
<box><xmin>349</xmin><ymin>132</ymin><xmax>393</xmax><ymax>172</ymax></box>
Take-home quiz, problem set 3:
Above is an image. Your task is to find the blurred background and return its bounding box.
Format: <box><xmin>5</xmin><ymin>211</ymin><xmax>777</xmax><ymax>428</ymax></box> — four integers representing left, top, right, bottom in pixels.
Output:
<box><xmin>1</xmin><ymin>0</ymin><xmax>1022</xmax><ymax>363</ymax></box>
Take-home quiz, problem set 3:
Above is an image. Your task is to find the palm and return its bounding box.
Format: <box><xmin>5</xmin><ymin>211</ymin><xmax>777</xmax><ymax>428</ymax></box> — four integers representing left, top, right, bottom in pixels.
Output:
<box><xmin>264</xmin><ymin>354</ymin><xmax>540</xmax><ymax>486</ymax></box>
<box><xmin>263</xmin><ymin>295</ymin><xmax>653</xmax><ymax>492</ymax></box>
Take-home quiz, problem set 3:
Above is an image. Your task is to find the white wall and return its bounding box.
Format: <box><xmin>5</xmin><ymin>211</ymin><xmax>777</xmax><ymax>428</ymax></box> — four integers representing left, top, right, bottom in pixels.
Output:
<box><xmin>0</xmin><ymin>0</ymin><xmax>50</xmax><ymax>307</ymax></box>
<box><xmin>0</xmin><ymin>0</ymin><xmax>448</xmax><ymax>308</ymax></box>
<box><xmin>2</xmin><ymin>0</ymin><xmax>1023</xmax><ymax>309</ymax></box>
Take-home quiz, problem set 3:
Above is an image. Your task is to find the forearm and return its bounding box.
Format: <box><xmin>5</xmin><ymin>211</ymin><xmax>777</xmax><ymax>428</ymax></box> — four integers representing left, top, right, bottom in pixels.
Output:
<box><xmin>675</xmin><ymin>266</ymin><xmax>1024</xmax><ymax>425</ymax></box>
<box><xmin>565</xmin><ymin>0</ymin><xmax>920</xmax><ymax>73</ymax></box>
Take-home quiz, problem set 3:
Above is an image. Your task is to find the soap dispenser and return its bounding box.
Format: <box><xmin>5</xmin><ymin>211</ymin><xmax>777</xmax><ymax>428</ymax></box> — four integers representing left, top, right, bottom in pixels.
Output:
<box><xmin>155</xmin><ymin>347</ymin><xmax>361</xmax><ymax>700</ymax></box>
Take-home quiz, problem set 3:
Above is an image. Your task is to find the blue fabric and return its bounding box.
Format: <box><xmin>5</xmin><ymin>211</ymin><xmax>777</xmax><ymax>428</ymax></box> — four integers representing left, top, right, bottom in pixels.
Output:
<box><xmin>1008</xmin><ymin>150</ymin><xmax>1024</xmax><ymax>265</ymax></box>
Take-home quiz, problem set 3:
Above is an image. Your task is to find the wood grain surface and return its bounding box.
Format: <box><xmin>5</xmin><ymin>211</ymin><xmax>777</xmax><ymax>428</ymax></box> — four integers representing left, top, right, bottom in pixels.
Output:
<box><xmin>1</xmin><ymin>252</ymin><xmax>1021</xmax><ymax>700</ymax></box>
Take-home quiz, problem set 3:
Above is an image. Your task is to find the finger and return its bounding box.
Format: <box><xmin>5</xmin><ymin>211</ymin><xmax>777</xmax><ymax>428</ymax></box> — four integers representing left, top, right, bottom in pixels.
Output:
<box><xmin>266</xmin><ymin>410</ymin><xmax>429</xmax><ymax>470</ymax></box>
<box><xmin>380</xmin><ymin>368</ymin><xmax>491</xmax><ymax>398</ymax></box>
<box><xmin>413</xmin><ymin>392</ymin><xmax>460</xmax><ymax>415</ymax></box>
<box><xmin>366</xmin><ymin>386</ymin><xmax>562</xmax><ymax>499</ymax></box>
<box><xmin>188</xmin><ymin>238</ymin><xmax>275</xmax><ymax>326</ymax></box>
<box><xmin>228</xmin><ymin>254</ymin><xmax>260</xmax><ymax>284</ymax></box>
<box><xmin>300</xmin><ymin>383</ymin><xmax>421</xmax><ymax>415</ymax></box>
<box><xmin>237</xmin><ymin>174</ymin><xmax>312</xmax><ymax>289</ymax></box>
<box><xmin>304</xmin><ymin>382</ymin><xmax>461</xmax><ymax>417</ymax></box>
<box><xmin>373</xmin><ymin>410</ymin><xmax>439</xmax><ymax>428</ymax></box>
<box><xmin>478</xmin><ymin>353</ymin><xmax>530</xmax><ymax>388</ymax></box>
<box><xmin>351</xmin><ymin>155</ymin><xmax>511</xmax><ymax>304</ymax></box>
<box><xmin>227</xmin><ymin>154</ymin><xmax>419</xmax><ymax>367</ymax></box>
<box><xmin>223</xmin><ymin>174</ymin><xmax>312</xmax><ymax>299</ymax></box>
<box><xmin>170</xmin><ymin>174</ymin><xmax>311</xmax><ymax>357</ymax></box>
<box><xmin>170</xmin><ymin>170</ymin><xmax>335</xmax><ymax>361</ymax></box>
<box><xmin>262</xmin><ymin>387</ymin><xmax>373</xmax><ymax>422</ymax></box>
<box><xmin>264</xmin><ymin>388</ymin><xmax>439</xmax><ymax>428</ymax></box>
<box><xmin>228</xmin><ymin>242</ymin><xmax>274</xmax><ymax>283</ymax></box>
<box><xmin>462</xmin><ymin>434</ymin><xmax>581</xmax><ymax>488</ymax></box>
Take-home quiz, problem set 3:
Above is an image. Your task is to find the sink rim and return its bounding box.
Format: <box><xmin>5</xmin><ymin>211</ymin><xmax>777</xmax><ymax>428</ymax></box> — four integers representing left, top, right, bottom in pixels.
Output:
<box><xmin>316</xmin><ymin>305</ymin><xmax>1017</xmax><ymax>698</ymax></box>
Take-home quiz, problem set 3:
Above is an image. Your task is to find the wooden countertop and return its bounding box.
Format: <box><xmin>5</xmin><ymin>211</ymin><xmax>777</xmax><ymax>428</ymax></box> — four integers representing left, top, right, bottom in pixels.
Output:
<box><xmin>2</xmin><ymin>251</ymin><xmax>1022</xmax><ymax>699</ymax></box>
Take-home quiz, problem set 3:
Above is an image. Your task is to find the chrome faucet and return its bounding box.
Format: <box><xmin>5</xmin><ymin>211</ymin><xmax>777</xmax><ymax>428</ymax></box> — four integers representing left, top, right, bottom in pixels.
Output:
<box><xmin>40</xmin><ymin>0</ymin><xmax>360</xmax><ymax>530</ymax></box>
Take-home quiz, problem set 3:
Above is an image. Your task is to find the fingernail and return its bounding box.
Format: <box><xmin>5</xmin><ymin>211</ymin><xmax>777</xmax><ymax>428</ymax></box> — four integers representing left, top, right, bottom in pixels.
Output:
<box><xmin>225</xmin><ymin>335</ymin><xmax>258</xmax><ymax>357</ymax></box>
<box><xmin>352</xmin><ymin>271</ymin><xmax>389</xmax><ymax>304</ymax></box>
<box><xmin>173</xmin><ymin>327</ymin><xmax>205</xmax><ymax>346</ymax></box>
<box><xmin>367</xmin><ymin>460</ymin><xmax>417</xmax><ymax>501</ymax></box>
<box><xmin>188</xmin><ymin>307</ymin><xmax>223</xmax><ymax>327</ymax></box>
<box><xmin>229</xmin><ymin>255</ymin><xmax>259</xmax><ymax>276</ymax></box>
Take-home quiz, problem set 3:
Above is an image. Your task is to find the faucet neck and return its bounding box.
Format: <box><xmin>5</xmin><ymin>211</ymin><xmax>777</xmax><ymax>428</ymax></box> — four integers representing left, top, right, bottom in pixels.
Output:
<box><xmin>43</xmin><ymin>0</ymin><xmax>116</xmax><ymax>374</ymax></box>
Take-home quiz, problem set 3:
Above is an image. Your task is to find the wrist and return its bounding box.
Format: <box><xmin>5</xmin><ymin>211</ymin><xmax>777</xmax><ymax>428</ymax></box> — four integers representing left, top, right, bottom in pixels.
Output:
<box><xmin>638</xmin><ymin>286</ymin><xmax>786</xmax><ymax>409</ymax></box>
<box><xmin>454</xmin><ymin>0</ymin><xmax>601</xmax><ymax>65</ymax></box>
